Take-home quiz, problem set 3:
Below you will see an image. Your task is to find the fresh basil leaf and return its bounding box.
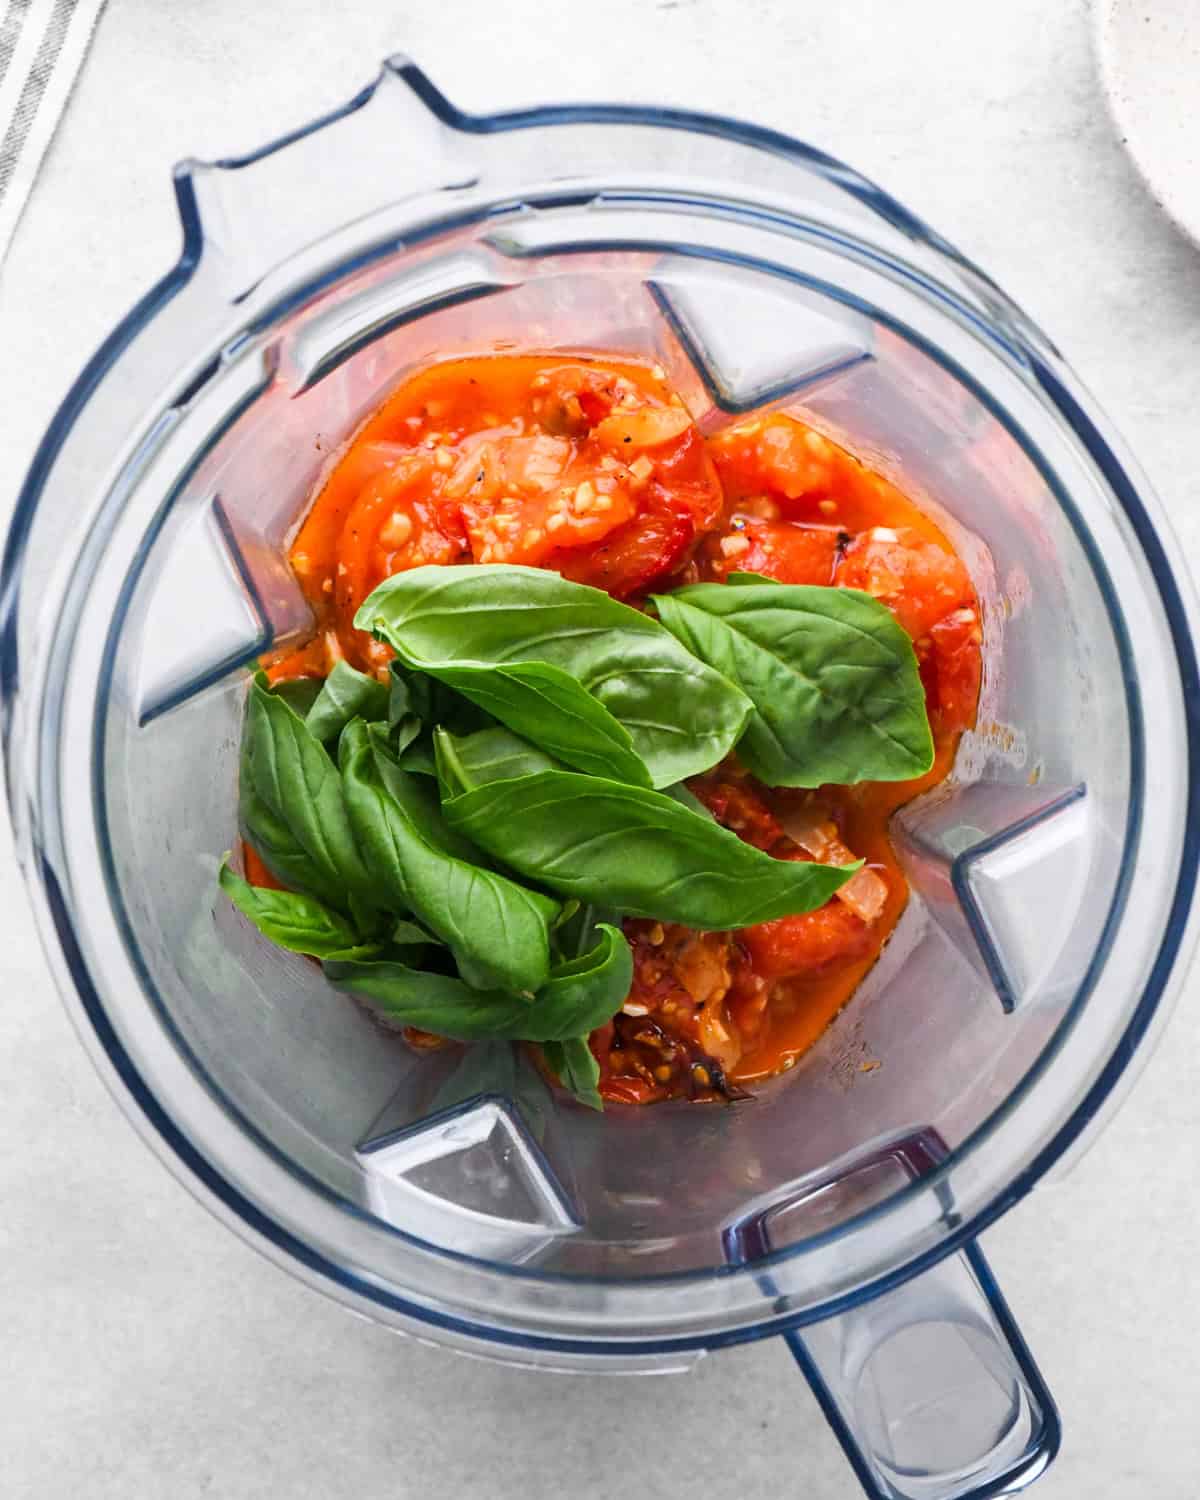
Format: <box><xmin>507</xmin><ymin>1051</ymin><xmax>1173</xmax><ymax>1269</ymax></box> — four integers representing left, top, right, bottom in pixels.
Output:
<box><xmin>391</xmin><ymin>715</ymin><xmax>422</xmax><ymax>757</ymax></box>
<box><xmin>396</xmin><ymin>731</ymin><xmax>438</xmax><ymax>777</ymax></box>
<box><xmin>271</xmin><ymin>676</ymin><xmax>324</xmax><ymax>718</ymax></box>
<box><xmin>349</xmin><ymin>890</ymin><xmax>389</xmax><ymax>939</ymax></box>
<box><xmin>534</xmin><ymin>924</ymin><xmax>632</xmax><ymax>1037</ymax></box>
<box><xmin>651</xmin><ymin>582</ymin><xmax>934</xmax><ymax>787</ymax></box>
<box><xmin>430</xmin><ymin>658</ymin><xmax>651</xmax><ymax>787</ymax></box>
<box><xmin>387</xmin><ymin>661</ymin><xmax>421</xmax><ymax>727</ymax></box>
<box><xmin>434</xmin><ymin>725</ymin><xmax>563</xmax><ymax>798</ymax></box>
<box><xmin>726</xmin><ymin>571</ymin><xmax>783</xmax><ymax>586</ymax></box>
<box><xmin>219</xmin><ymin>859</ymin><xmax>381</xmax><ymax>960</ymax></box>
<box><xmin>239</xmin><ymin>674</ymin><xmax>373</xmax><ymax>912</ymax></box>
<box><xmin>340</xmin><ymin>720</ymin><xmax>559</xmax><ymax>994</ymax></box>
<box><xmin>324</xmin><ymin>959</ymin><xmax>538</xmax><ymax>1038</ymax></box>
<box><xmin>541</xmin><ymin>1037</ymin><xmax>602</xmax><ymax>1111</ymax></box>
<box><xmin>443</xmin><ymin>770</ymin><xmax>859</xmax><ymax>928</ymax></box>
<box><xmin>663</xmin><ymin>782</ymin><xmax>715</xmax><ymax>820</ymax></box>
<box><xmin>356</xmin><ymin>565</ymin><xmax>752</xmax><ymax>788</ymax></box>
<box><xmin>552</xmin><ymin>898</ymin><xmax>582</xmax><ymax>932</ymax></box>
<box><xmin>553</xmin><ymin>900</ymin><xmax>621</xmax><ymax>961</ymax></box>
<box><xmin>388</xmin><ymin>659</ymin><xmax>494</xmax><ymax>736</ymax></box>
<box><xmin>432</xmin><ymin>725</ymin><xmax>472</xmax><ymax>801</ymax></box>
<box><xmin>304</xmin><ymin>659</ymin><xmax>389</xmax><ymax>743</ymax></box>
<box><xmin>378</xmin><ymin>666</ymin><xmax>426</xmax><ymax>756</ymax></box>
<box><xmin>325</xmin><ymin>929</ymin><xmax>629</xmax><ymax>1045</ymax></box>
<box><xmin>391</xmin><ymin>918</ymin><xmax>438</xmax><ymax>948</ymax></box>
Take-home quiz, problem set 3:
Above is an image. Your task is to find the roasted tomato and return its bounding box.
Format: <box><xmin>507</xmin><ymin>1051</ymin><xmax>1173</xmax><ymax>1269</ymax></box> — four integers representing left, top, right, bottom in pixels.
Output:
<box><xmin>701</xmin><ymin>518</ymin><xmax>841</xmax><ymax>585</ymax></box>
<box><xmin>834</xmin><ymin>528</ymin><xmax>974</xmax><ymax>641</ymax></box>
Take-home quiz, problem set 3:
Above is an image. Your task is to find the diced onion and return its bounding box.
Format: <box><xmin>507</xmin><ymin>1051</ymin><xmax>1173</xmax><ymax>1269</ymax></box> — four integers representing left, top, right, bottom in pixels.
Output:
<box><xmin>782</xmin><ymin>804</ymin><xmax>888</xmax><ymax>922</ymax></box>
<box><xmin>837</xmin><ymin>865</ymin><xmax>889</xmax><ymax>923</ymax></box>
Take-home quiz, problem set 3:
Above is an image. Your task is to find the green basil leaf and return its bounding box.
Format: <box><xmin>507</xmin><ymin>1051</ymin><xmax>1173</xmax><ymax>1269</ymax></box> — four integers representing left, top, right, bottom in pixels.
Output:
<box><xmin>219</xmin><ymin>859</ymin><xmax>381</xmax><ymax>960</ymax></box>
<box><xmin>429</xmin><ymin>658</ymin><xmax>650</xmax><ymax>787</ymax></box>
<box><xmin>304</xmin><ymin>659</ymin><xmax>389</xmax><ymax>743</ymax></box>
<box><xmin>349</xmin><ymin>890</ymin><xmax>390</xmax><ymax>939</ymax></box>
<box><xmin>389</xmin><ymin>659</ymin><xmax>494</xmax><ymax>736</ymax></box>
<box><xmin>271</xmin><ymin>676</ymin><xmax>324</xmax><ymax>718</ymax></box>
<box><xmin>239</xmin><ymin>675</ymin><xmax>373</xmax><ymax>912</ymax></box>
<box><xmin>553</xmin><ymin>901</ymin><xmax>621</xmax><ymax>961</ymax></box>
<box><xmin>391</xmin><ymin>918</ymin><xmax>438</xmax><ymax>948</ymax></box>
<box><xmin>541</xmin><ymin>1038</ymin><xmax>603</xmax><ymax>1111</ymax></box>
<box><xmin>340</xmin><ymin>720</ymin><xmax>559</xmax><ymax>994</ymax></box>
<box><xmin>663</xmin><ymin>782</ymin><xmax>715</xmax><ymax>820</ymax></box>
<box><xmin>387</xmin><ymin>661</ymin><xmax>421</xmax><ymax>727</ymax></box>
<box><xmin>651</xmin><ymin>582</ymin><xmax>934</xmax><ymax>787</ymax></box>
<box><xmin>552</xmin><ymin>898</ymin><xmax>582</xmax><ymax>932</ymax></box>
<box><xmin>391</xmin><ymin>715</ymin><xmax>422</xmax><ymax>758</ymax></box>
<box><xmin>396</xmin><ymin>731</ymin><xmax>438</xmax><ymax>777</ymax></box>
<box><xmin>432</xmin><ymin>725</ymin><xmax>471</xmax><ymax>801</ymax></box>
<box><xmin>533</xmin><ymin>923</ymin><xmax>632</xmax><ymax>1037</ymax></box>
<box><xmin>444</xmin><ymin>770</ymin><xmax>859</xmax><ymax>927</ymax></box>
<box><xmin>434</xmin><ymin>725</ymin><xmax>564</xmax><ymax>798</ymax></box>
<box><xmin>325</xmin><ymin>929</ymin><xmax>628</xmax><ymax>1049</ymax></box>
<box><xmin>324</xmin><ymin>959</ymin><xmax>537</xmax><ymax>1038</ymax></box>
<box><xmin>356</xmin><ymin>564</ymin><xmax>752</xmax><ymax>788</ymax></box>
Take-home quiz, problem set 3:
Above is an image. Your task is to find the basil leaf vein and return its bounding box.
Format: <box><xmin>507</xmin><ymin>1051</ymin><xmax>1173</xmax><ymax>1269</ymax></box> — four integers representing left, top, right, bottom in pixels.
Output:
<box><xmin>652</xmin><ymin>582</ymin><xmax>934</xmax><ymax>787</ymax></box>
<box><xmin>442</xmin><ymin>770</ymin><xmax>859</xmax><ymax>928</ymax></box>
<box><xmin>434</xmin><ymin>724</ymin><xmax>564</xmax><ymax>799</ymax></box>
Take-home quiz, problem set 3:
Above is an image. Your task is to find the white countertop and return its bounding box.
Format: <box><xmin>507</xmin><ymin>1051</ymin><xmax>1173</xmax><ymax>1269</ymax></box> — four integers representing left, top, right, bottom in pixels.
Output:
<box><xmin>2</xmin><ymin>2</ymin><xmax>1198</xmax><ymax>1496</ymax></box>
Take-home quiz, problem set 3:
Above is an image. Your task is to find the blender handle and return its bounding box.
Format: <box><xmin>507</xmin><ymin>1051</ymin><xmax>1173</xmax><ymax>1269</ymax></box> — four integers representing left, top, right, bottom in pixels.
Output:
<box><xmin>784</xmin><ymin>1239</ymin><xmax>1060</xmax><ymax>1500</ymax></box>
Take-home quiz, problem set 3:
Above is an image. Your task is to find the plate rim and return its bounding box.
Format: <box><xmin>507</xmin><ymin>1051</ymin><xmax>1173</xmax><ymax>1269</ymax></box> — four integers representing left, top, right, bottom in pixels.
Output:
<box><xmin>1093</xmin><ymin>0</ymin><xmax>1200</xmax><ymax>249</ymax></box>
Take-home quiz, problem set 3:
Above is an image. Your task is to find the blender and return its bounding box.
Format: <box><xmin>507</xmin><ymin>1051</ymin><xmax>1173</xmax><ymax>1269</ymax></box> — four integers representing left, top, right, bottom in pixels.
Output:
<box><xmin>4</xmin><ymin>59</ymin><xmax>1197</xmax><ymax>1500</ymax></box>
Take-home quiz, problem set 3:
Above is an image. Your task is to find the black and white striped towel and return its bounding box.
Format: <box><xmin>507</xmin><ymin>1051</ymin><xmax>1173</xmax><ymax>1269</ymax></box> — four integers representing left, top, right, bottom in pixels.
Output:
<box><xmin>0</xmin><ymin>0</ymin><xmax>107</xmax><ymax>265</ymax></box>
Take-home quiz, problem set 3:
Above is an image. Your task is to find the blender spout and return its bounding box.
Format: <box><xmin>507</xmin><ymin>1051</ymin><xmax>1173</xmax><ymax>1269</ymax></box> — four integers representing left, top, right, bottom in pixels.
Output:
<box><xmin>169</xmin><ymin>59</ymin><xmax>482</xmax><ymax>302</ymax></box>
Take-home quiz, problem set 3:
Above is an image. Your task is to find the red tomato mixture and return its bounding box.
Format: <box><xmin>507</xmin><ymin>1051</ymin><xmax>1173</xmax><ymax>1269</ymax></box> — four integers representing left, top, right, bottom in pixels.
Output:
<box><xmin>266</xmin><ymin>355</ymin><xmax>982</xmax><ymax>1105</ymax></box>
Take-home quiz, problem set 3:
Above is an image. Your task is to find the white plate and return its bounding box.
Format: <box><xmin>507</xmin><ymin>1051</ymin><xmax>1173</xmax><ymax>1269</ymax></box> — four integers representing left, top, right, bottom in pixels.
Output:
<box><xmin>1095</xmin><ymin>0</ymin><xmax>1200</xmax><ymax>247</ymax></box>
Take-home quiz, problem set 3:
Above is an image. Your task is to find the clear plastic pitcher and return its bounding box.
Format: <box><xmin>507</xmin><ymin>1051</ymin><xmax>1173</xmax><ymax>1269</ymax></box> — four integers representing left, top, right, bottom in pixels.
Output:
<box><xmin>5</xmin><ymin>60</ymin><xmax>1198</xmax><ymax>1500</ymax></box>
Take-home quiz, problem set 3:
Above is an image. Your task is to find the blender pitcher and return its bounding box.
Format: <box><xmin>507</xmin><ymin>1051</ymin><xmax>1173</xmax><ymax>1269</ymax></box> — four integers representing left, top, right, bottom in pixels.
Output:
<box><xmin>4</xmin><ymin>60</ymin><xmax>1198</xmax><ymax>1500</ymax></box>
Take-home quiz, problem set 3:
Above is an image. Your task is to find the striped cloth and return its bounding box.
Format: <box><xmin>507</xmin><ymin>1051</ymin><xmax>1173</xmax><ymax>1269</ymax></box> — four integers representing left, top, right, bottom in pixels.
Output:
<box><xmin>0</xmin><ymin>0</ymin><xmax>107</xmax><ymax>265</ymax></box>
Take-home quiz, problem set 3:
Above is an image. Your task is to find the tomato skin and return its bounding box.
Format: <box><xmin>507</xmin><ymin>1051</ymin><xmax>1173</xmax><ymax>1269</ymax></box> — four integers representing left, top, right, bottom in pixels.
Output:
<box><xmin>739</xmin><ymin>900</ymin><xmax>874</xmax><ymax>982</ymax></box>
<box><xmin>834</xmin><ymin>530</ymin><xmax>973</xmax><ymax>640</ymax></box>
<box><xmin>688</xmin><ymin>772</ymin><xmax>787</xmax><ymax>852</ymax></box>
<box><xmin>599</xmin><ymin>1075</ymin><xmax>663</xmax><ymax>1106</ymax></box>
<box><xmin>648</xmin><ymin>427</ymin><xmax>725</xmax><ymax>534</ymax></box>
<box><xmin>334</xmin><ymin>453</ymin><xmax>463</xmax><ymax>667</ymax></box>
<box><xmin>553</xmin><ymin>499</ymin><xmax>695</xmax><ymax>598</ymax></box>
<box><xmin>709</xmin><ymin>414</ymin><xmax>835</xmax><ymax>511</ymax></box>
<box><xmin>555</xmin><ymin>426</ymin><xmax>723</xmax><ymax>597</ymax></box>
<box><xmin>706</xmin><ymin>519</ymin><xmax>840</xmax><ymax>585</ymax></box>
<box><xmin>529</xmin><ymin>364</ymin><xmax>620</xmax><ymax>434</ymax></box>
